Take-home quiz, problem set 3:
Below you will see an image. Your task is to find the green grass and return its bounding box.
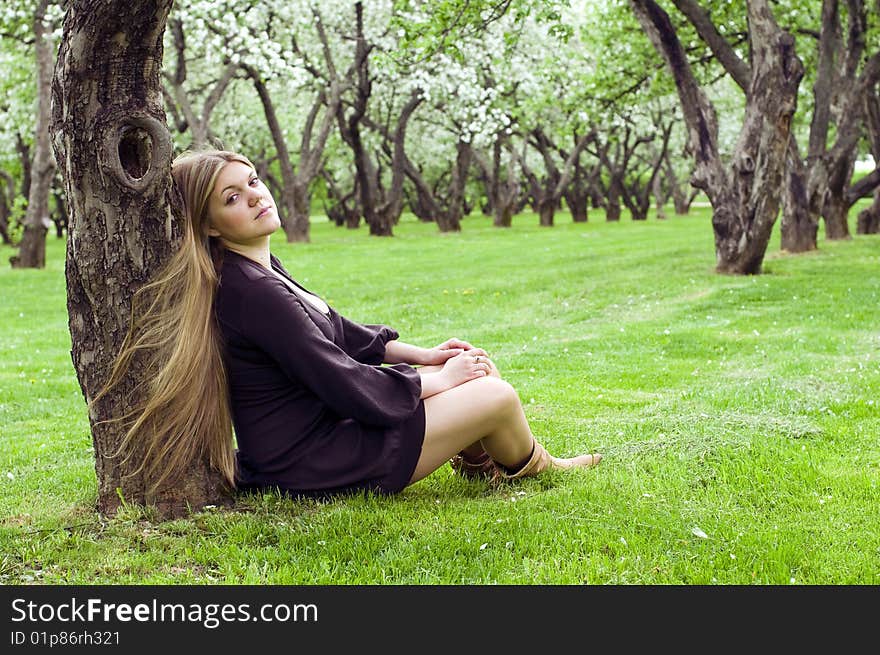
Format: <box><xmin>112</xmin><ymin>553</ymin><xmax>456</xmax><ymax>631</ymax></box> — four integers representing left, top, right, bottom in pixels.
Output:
<box><xmin>1</xmin><ymin>205</ymin><xmax>878</xmax><ymax>584</ymax></box>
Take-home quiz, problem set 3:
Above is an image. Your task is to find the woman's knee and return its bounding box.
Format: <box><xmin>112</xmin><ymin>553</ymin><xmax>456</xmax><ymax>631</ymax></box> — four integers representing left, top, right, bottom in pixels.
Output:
<box><xmin>466</xmin><ymin>375</ymin><xmax>519</xmax><ymax>414</ymax></box>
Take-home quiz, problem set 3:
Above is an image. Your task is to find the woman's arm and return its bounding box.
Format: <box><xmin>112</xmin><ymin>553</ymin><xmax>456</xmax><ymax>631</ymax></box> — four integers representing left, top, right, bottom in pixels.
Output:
<box><xmin>417</xmin><ymin>353</ymin><xmax>492</xmax><ymax>399</ymax></box>
<box><xmin>383</xmin><ymin>340</ymin><xmax>431</xmax><ymax>366</ymax></box>
<box><xmin>384</xmin><ymin>338</ymin><xmax>486</xmax><ymax>366</ymax></box>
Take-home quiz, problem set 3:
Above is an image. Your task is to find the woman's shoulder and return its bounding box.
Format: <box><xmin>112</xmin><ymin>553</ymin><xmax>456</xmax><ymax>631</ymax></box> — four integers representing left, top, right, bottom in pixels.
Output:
<box><xmin>218</xmin><ymin>253</ymin><xmax>291</xmax><ymax>305</ymax></box>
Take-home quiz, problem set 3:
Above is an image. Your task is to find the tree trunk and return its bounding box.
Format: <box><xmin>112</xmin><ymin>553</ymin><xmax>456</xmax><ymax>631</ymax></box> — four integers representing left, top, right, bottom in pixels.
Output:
<box><xmin>605</xmin><ymin>180</ymin><xmax>622</xmax><ymax>222</ymax></box>
<box><xmin>564</xmin><ymin>189</ymin><xmax>589</xmax><ymax>222</ymax></box>
<box><xmin>537</xmin><ymin>198</ymin><xmax>555</xmax><ymax>226</ymax></box>
<box><xmin>493</xmin><ymin>155</ymin><xmax>518</xmax><ymax>228</ymax></box>
<box><xmin>436</xmin><ymin>140</ymin><xmax>470</xmax><ymax>233</ymax></box>
<box><xmin>51</xmin><ymin>0</ymin><xmax>229</xmax><ymax>519</ymax></box>
<box><xmin>0</xmin><ymin>170</ymin><xmax>13</xmax><ymax>244</ymax></box>
<box><xmin>632</xmin><ymin>0</ymin><xmax>803</xmax><ymax>274</ymax></box>
<box><xmin>653</xmin><ymin>175</ymin><xmax>667</xmax><ymax>219</ymax></box>
<box><xmin>822</xmin><ymin>191</ymin><xmax>851</xmax><ymax>239</ymax></box>
<box><xmin>242</xmin><ymin>64</ymin><xmax>311</xmax><ymax>242</ymax></box>
<box><xmin>822</xmin><ymin>150</ymin><xmax>857</xmax><ymax>240</ymax></box>
<box><xmin>12</xmin><ymin>1</ymin><xmax>55</xmax><ymax>269</ymax></box>
<box><xmin>780</xmin><ymin>143</ymin><xmax>818</xmax><ymax>252</ymax></box>
<box><xmin>856</xmin><ymin>188</ymin><xmax>880</xmax><ymax>234</ymax></box>
<box><xmin>376</xmin><ymin>93</ymin><xmax>422</xmax><ymax>229</ymax></box>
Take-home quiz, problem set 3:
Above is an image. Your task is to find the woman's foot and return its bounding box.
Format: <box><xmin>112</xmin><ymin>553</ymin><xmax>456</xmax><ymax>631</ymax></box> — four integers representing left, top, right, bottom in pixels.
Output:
<box><xmin>550</xmin><ymin>452</ymin><xmax>602</xmax><ymax>469</ymax></box>
<box><xmin>501</xmin><ymin>439</ymin><xmax>602</xmax><ymax>479</ymax></box>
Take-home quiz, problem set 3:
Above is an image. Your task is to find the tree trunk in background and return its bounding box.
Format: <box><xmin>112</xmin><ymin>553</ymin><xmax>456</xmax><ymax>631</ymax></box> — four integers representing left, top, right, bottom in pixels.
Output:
<box><xmin>375</xmin><ymin>92</ymin><xmax>423</xmax><ymax>229</ymax></box>
<box><xmin>605</xmin><ymin>179</ymin><xmax>622</xmax><ymax>222</ymax></box>
<box><xmin>0</xmin><ymin>170</ymin><xmax>13</xmax><ymax>244</ymax></box>
<box><xmin>822</xmin><ymin>150</ymin><xmax>858</xmax><ymax>239</ymax></box>
<box><xmin>780</xmin><ymin>142</ymin><xmax>818</xmax><ymax>252</ymax></box>
<box><xmin>856</xmin><ymin>188</ymin><xmax>880</xmax><ymax>234</ymax></box>
<box><xmin>858</xmin><ymin>91</ymin><xmax>880</xmax><ymax>234</ymax></box>
<box><xmin>564</xmin><ymin>185</ymin><xmax>589</xmax><ymax>222</ymax></box>
<box><xmin>51</xmin><ymin>0</ymin><xmax>229</xmax><ymax>519</ymax></box>
<box><xmin>436</xmin><ymin>140</ymin><xmax>471</xmax><ymax>232</ymax></box>
<box><xmin>653</xmin><ymin>175</ymin><xmax>667</xmax><ymax>219</ymax></box>
<box><xmin>632</xmin><ymin>0</ymin><xmax>803</xmax><ymax>274</ymax></box>
<box><xmin>12</xmin><ymin>0</ymin><xmax>55</xmax><ymax>269</ymax></box>
<box><xmin>493</xmin><ymin>149</ymin><xmax>518</xmax><ymax>228</ymax></box>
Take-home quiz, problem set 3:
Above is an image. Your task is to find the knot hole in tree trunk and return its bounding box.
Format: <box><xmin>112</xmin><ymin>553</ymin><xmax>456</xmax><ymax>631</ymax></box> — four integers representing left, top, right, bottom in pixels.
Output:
<box><xmin>104</xmin><ymin>114</ymin><xmax>171</xmax><ymax>192</ymax></box>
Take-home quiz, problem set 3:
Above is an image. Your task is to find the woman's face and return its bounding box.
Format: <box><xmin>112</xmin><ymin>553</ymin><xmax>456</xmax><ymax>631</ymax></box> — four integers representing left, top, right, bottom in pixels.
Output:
<box><xmin>207</xmin><ymin>161</ymin><xmax>280</xmax><ymax>246</ymax></box>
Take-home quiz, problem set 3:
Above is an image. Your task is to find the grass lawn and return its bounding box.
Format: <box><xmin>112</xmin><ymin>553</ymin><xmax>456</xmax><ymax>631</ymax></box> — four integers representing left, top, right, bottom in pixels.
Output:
<box><xmin>1</xmin><ymin>205</ymin><xmax>878</xmax><ymax>584</ymax></box>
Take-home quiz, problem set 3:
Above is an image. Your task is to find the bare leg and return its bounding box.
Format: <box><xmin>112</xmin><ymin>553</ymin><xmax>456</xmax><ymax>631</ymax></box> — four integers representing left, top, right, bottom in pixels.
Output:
<box><xmin>417</xmin><ymin>361</ymin><xmax>503</xmax><ymax>461</ymax></box>
<box><xmin>410</xmin><ymin>359</ymin><xmax>601</xmax><ymax>485</ymax></box>
<box><xmin>408</xmin><ymin>374</ymin><xmax>535</xmax><ymax>484</ymax></box>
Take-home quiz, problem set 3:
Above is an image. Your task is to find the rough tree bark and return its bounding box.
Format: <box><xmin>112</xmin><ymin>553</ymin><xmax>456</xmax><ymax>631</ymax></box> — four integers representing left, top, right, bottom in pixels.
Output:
<box><xmin>371</xmin><ymin>92</ymin><xmax>424</xmax><ymax>229</ymax></box>
<box><xmin>520</xmin><ymin>126</ymin><xmax>595</xmax><ymax>226</ymax></box>
<box><xmin>0</xmin><ymin>170</ymin><xmax>14</xmax><ymax>245</ymax></box>
<box><xmin>631</xmin><ymin>0</ymin><xmax>804</xmax><ymax>274</ymax></box>
<box><xmin>561</xmin><ymin>132</ymin><xmax>602</xmax><ymax>223</ymax></box>
<box><xmin>51</xmin><ymin>0</ymin><xmax>229</xmax><ymax>518</ymax></box>
<box><xmin>672</xmin><ymin>0</ymin><xmax>879</xmax><ymax>249</ymax></box>
<box><xmin>336</xmin><ymin>2</ymin><xmax>390</xmax><ymax>236</ymax></box>
<box><xmin>473</xmin><ymin>137</ymin><xmax>519</xmax><ymax>227</ymax></box>
<box><xmin>665</xmin><ymin>153</ymin><xmax>698</xmax><ymax>215</ymax></box>
<box><xmin>811</xmin><ymin>1</ymin><xmax>880</xmax><ymax>240</ymax></box>
<box><xmin>857</xmin><ymin>89</ymin><xmax>880</xmax><ymax>234</ymax></box>
<box><xmin>12</xmin><ymin>0</ymin><xmax>55</xmax><ymax>269</ymax></box>
<box><xmin>243</xmin><ymin>64</ymin><xmax>340</xmax><ymax>243</ymax></box>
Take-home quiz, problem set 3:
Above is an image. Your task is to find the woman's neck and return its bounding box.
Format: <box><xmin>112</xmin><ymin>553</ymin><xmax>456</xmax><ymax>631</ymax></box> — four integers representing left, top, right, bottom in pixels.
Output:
<box><xmin>221</xmin><ymin>240</ymin><xmax>271</xmax><ymax>269</ymax></box>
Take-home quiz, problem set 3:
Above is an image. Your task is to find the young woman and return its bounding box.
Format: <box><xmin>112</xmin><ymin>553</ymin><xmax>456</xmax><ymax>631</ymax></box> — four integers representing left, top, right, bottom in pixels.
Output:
<box><xmin>105</xmin><ymin>150</ymin><xmax>601</xmax><ymax>498</ymax></box>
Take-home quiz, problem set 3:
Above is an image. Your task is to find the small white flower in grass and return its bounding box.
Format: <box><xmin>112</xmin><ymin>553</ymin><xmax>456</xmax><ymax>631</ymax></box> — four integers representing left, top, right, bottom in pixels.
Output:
<box><xmin>6</xmin><ymin>472</ymin><xmax>13</xmax><ymax>480</ymax></box>
<box><xmin>620</xmin><ymin>537</ymin><xmax>627</xmax><ymax>547</ymax></box>
<box><xmin>790</xmin><ymin>577</ymin><xmax>796</xmax><ymax>584</ymax></box>
<box><xmin>317</xmin><ymin>540</ymin><xmax>326</xmax><ymax>546</ymax></box>
<box><xmin>532</xmin><ymin>336</ymin><xmax>537</xmax><ymax>341</ymax></box>
<box><xmin>691</xmin><ymin>526</ymin><xmax>709</xmax><ymax>539</ymax></box>
<box><xmin>730</xmin><ymin>553</ymin><xmax>736</xmax><ymax>559</ymax></box>
<box><xmin>479</xmin><ymin>543</ymin><xmax>488</xmax><ymax>550</ymax></box>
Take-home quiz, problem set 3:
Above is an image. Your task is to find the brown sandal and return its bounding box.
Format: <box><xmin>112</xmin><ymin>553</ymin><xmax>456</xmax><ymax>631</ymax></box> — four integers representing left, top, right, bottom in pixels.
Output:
<box><xmin>449</xmin><ymin>450</ymin><xmax>503</xmax><ymax>484</ymax></box>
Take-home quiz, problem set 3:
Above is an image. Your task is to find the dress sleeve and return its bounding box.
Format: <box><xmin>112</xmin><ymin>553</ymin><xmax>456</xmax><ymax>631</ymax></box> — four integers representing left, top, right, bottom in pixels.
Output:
<box><xmin>334</xmin><ymin>310</ymin><xmax>398</xmax><ymax>364</ymax></box>
<box><xmin>241</xmin><ymin>278</ymin><xmax>422</xmax><ymax>427</ymax></box>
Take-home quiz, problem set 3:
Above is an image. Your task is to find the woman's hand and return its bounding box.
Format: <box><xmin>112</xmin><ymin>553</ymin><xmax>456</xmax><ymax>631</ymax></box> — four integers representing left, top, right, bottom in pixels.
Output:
<box><xmin>438</xmin><ymin>351</ymin><xmax>493</xmax><ymax>388</ymax></box>
<box><xmin>422</xmin><ymin>338</ymin><xmax>483</xmax><ymax>366</ymax></box>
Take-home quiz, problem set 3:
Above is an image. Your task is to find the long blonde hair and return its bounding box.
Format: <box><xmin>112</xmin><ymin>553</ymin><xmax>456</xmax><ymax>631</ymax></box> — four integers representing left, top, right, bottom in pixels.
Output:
<box><xmin>95</xmin><ymin>150</ymin><xmax>256</xmax><ymax>493</ymax></box>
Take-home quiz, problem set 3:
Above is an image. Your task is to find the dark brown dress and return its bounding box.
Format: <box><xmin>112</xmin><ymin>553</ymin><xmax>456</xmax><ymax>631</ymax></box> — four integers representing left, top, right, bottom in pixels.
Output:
<box><xmin>214</xmin><ymin>250</ymin><xmax>426</xmax><ymax>497</ymax></box>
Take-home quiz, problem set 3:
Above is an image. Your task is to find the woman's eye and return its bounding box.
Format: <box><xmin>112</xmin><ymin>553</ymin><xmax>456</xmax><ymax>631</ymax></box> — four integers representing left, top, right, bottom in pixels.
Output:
<box><xmin>249</xmin><ymin>177</ymin><xmax>259</xmax><ymax>186</ymax></box>
<box><xmin>226</xmin><ymin>193</ymin><xmax>238</xmax><ymax>205</ymax></box>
